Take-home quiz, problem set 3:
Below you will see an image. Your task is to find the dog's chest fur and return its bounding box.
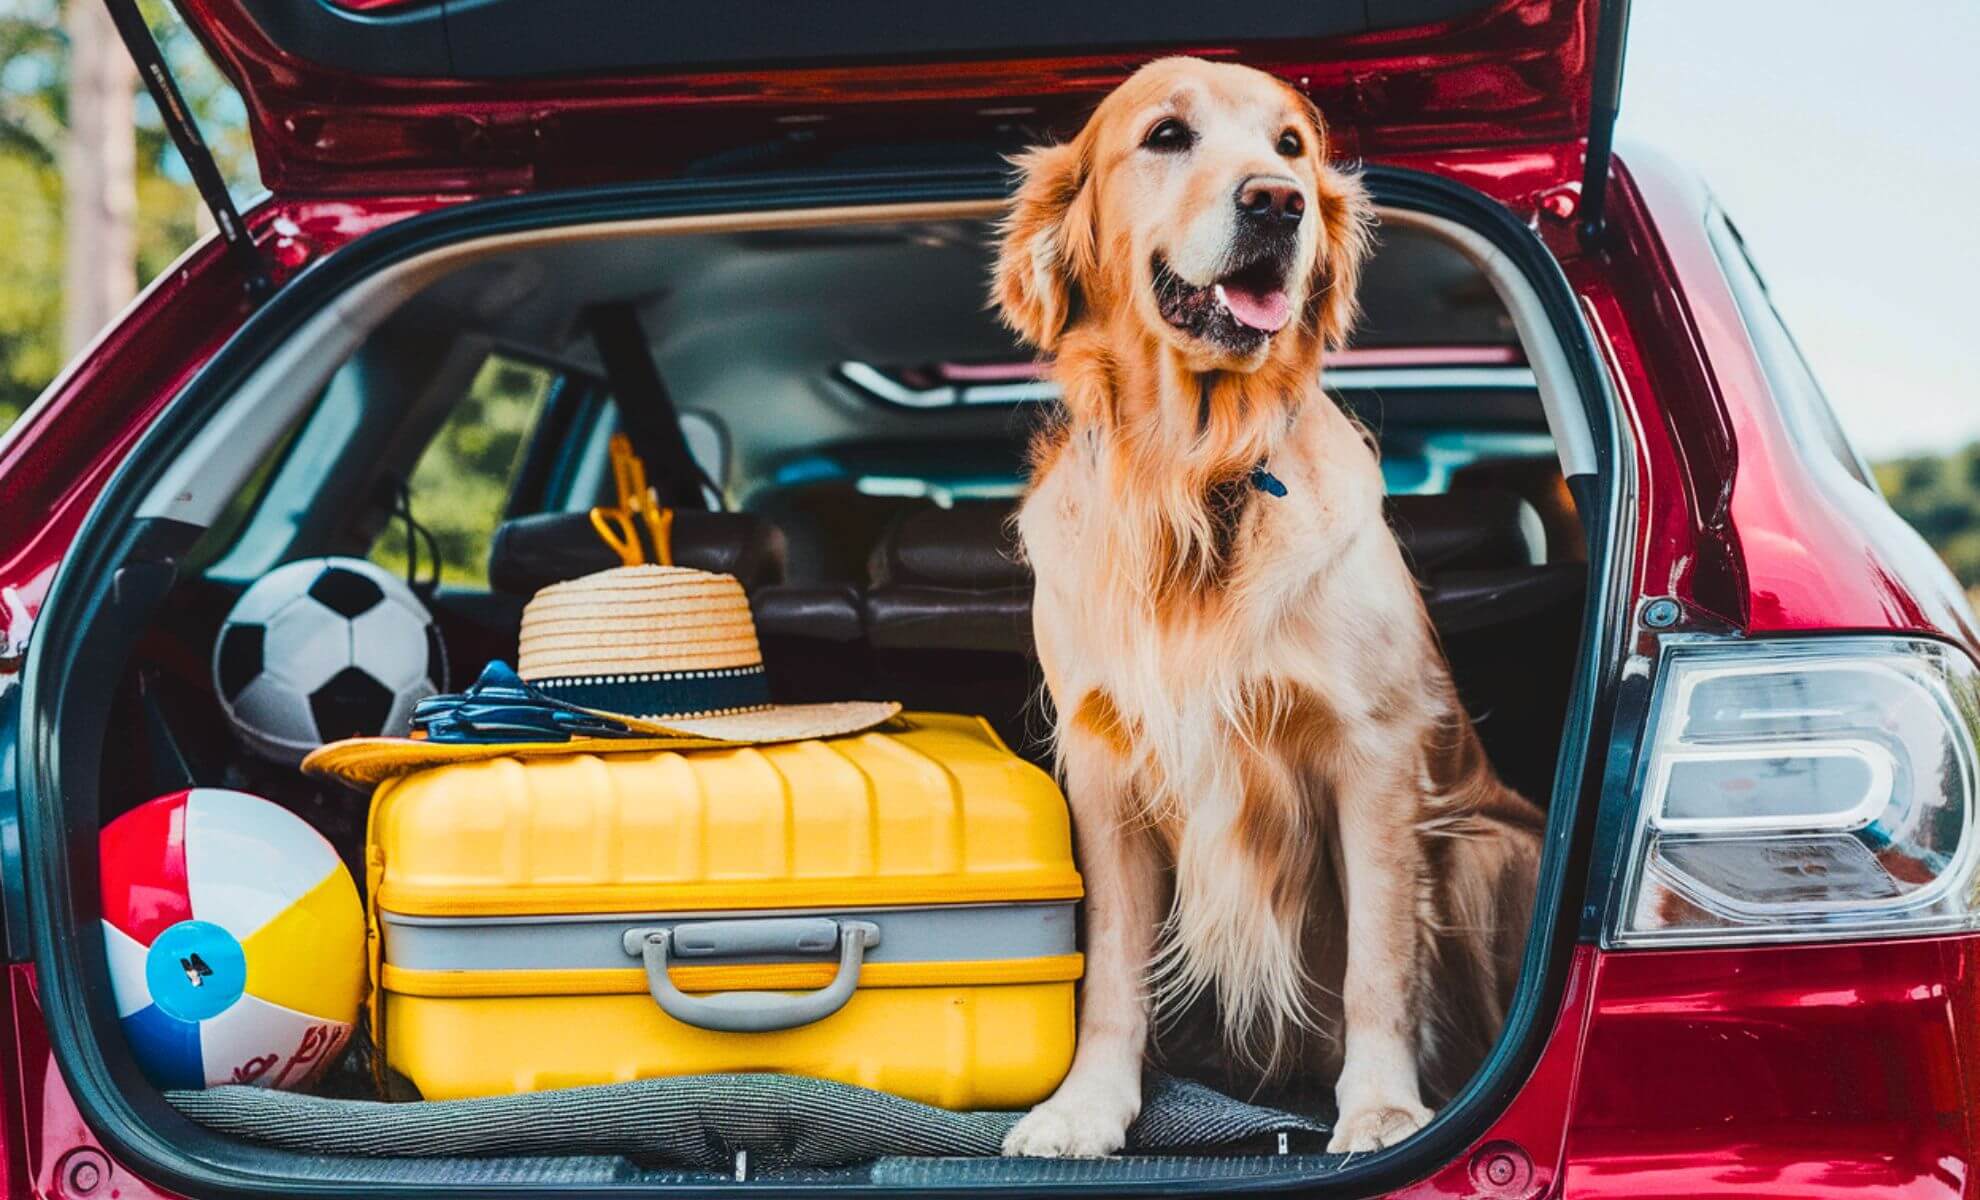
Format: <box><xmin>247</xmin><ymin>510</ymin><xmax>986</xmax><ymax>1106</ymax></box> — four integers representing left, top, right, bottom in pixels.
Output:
<box><xmin>1021</xmin><ymin>397</ymin><xmax>1414</xmax><ymax>742</ymax></box>
<box><xmin>1020</xmin><ymin>395</ymin><xmax>1457</xmax><ymax>1070</ymax></box>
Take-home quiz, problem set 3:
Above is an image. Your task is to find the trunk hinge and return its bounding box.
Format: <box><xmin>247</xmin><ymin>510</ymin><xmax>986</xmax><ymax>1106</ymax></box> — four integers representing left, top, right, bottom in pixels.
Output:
<box><xmin>99</xmin><ymin>0</ymin><xmax>275</xmax><ymax>303</ymax></box>
<box><xmin>1576</xmin><ymin>0</ymin><xmax>1633</xmax><ymax>249</ymax></box>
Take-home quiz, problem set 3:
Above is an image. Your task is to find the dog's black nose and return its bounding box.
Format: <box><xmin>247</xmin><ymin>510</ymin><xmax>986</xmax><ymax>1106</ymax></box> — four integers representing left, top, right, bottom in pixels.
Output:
<box><xmin>1236</xmin><ymin>177</ymin><xmax>1304</xmax><ymax>227</ymax></box>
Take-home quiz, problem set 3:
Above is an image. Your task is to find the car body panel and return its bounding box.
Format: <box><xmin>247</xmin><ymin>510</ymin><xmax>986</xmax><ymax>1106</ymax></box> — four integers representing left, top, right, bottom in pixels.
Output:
<box><xmin>1614</xmin><ymin>149</ymin><xmax>1978</xmax><ymax>644</ymax></box>
<box><xmin>7</xmin><ymin>967</ymin><xmax>178</xmax><ymax>1200</ymax></box>
<box><xmin>166</xmin><ymin>0</ymin><xmax>1597</xmax><ymax>194</ymax></box>
<box><xmin>1546</xmin><ymin>149</ymin><xmax>1979</xmax><ymax>651</ymax></box>
<box><xmin>1566</xmin><ymin>938</ymin><xmax>1977</xmax><ymax>1199</ymax></box>
<box><xmin>0</xmin><ymin>234</ymin><xmax>252</xmax><ymax>643</ymax></box>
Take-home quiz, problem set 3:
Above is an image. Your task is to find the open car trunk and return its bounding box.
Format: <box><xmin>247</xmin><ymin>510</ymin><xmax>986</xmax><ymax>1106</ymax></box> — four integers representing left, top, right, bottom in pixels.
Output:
<box><xmin>12</xmin><ymin>160</ymin><xmax>1626</xmax><ymax>1195</ymax></box>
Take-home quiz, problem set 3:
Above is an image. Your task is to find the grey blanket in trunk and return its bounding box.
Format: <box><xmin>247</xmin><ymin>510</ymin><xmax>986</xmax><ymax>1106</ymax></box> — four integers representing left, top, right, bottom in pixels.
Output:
<box><xmin>169</xmin><ymin>1072</ymin><xmax>1327</xmax><ymax>1171</ymax></box>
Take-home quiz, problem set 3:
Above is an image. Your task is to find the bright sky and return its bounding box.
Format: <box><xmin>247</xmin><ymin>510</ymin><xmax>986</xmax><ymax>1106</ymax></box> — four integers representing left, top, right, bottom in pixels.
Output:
<box><xmin>1619</xmin><ymin>1</ymin><xmax>1980</xmax><ymax>460</ymax></box>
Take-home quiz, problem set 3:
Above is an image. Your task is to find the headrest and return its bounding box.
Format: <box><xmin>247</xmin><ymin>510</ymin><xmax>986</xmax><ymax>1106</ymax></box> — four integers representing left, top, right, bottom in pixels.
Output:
<box><xmin>868</xmin><ymin>491</ymin><xmax>1543</xmax><ymax>592</ymax></box>
<box><xmin>1387</xmin><ymin>491</ymin><xmax>1546</xmax><ymax>574</ymax></box>
<box><xmin>869</xmin><ymin>501</ymin><xmax>1027</xmax><ymax>590</ymax></box>
<box><xmin>488</xmin><ymin>510</ymin><xmax>787</xmax><ymax>597</ymax></box>
<box><xmin>1450</xmin><ymin>455</ymin><xmax>1582</xmax><ymax>562</ymax></box>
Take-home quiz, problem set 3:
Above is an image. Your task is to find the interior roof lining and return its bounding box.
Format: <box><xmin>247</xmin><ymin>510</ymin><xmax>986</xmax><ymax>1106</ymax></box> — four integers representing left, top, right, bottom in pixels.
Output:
<box><xmin>137</xmin><ymin>197</ymin><xmax>1593</xmax><ymax>529</ymax></box>
<box><xmin>138</xmin><ymin>200</ymin><xmax>1001</xmax><ymax>526</ymax></box>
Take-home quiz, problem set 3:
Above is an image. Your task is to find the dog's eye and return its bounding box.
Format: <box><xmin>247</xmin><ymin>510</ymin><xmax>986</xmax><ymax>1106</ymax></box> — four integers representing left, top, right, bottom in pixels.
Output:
<box><xmin>1277</xmin><ymin>129</ymin><xmax>1304</xmax><ymax>158</ymax></box>
<box><xmin>1143</xmin><ymin>118</ymin><xmax>1193</xmax><ymax>152</ymax></box>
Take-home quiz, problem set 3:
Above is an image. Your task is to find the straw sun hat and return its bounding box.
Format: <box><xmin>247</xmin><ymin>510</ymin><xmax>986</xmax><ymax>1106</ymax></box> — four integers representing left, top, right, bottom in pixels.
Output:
<box><xmin>302</xmin><ymin>565</ymin><xmax>900</xmax><ymax>786</ymax></box>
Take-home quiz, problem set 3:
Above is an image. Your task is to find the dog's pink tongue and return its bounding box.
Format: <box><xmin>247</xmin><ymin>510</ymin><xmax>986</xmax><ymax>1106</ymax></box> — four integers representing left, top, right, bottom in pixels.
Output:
<box><xmin>1215</xmin><ymin>282</ymin><xmax>1291</xmax><ymax>333</ymax></box>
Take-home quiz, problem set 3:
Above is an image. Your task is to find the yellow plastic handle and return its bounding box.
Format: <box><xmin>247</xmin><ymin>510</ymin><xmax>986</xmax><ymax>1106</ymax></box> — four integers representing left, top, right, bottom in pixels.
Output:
<box><xmin>588</xmin><ymin>508</ymin><xmax>645</xmax><ymax>567</ymax></box>
<box><xmin>590</xmin><ymin>436</ymin><xmax>674</xmax><ymax>566</ymax></box>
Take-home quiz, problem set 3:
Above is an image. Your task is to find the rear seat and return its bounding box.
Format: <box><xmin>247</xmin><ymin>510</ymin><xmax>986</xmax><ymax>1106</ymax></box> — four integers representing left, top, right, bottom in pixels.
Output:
<box><xmin>475</xmin><ymin>510</ymin><xmax>884</xmax><ymax>725</ymax></box>
<box><xmin>481</xmin><ymin>496</ymin><xmax>1581</xmax><ymax>796</ymax></box>
<box><xmin>752</xmin><ymin>487</ymin><xmax>1584</xmax><ymax>780</ymax></box>
<box><xmin>754</xmin><ymin>489</ymin><xmax>1569</xmax><ymax>655</ymax></box>
<box><xmin>751</xmin><ymin>504</ymin><xmax>1035</xmax><ymax>741</ymax></box>
<box><xmin>864</xmin><ymin>501</ymin><xmax>1032</xmax><ymax>653</ymax></box>
<box><xmin>439</xmin><ymin>510</ymin><xmax>786</xmax><ymax>684</ymax></box>
<box><xmin>487</xmin><ymin>509</ymin><xmax>788</xmax><ymax>595</ymax></box>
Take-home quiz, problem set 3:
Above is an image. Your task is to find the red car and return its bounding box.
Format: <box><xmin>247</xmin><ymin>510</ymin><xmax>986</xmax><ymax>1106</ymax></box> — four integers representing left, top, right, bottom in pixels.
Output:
<box><xmin>2</xmin><ymin>0</ymin><xmax>1978</xmax><ymax>1196</ymax></box>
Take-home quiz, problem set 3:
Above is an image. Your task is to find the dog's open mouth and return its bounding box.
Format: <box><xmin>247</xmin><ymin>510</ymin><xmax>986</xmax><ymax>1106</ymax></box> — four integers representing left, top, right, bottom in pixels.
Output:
<box><xmin>1152</xmin><ymin>253</ymin><xmax>1292</xmax><ymax>351</ymax></box>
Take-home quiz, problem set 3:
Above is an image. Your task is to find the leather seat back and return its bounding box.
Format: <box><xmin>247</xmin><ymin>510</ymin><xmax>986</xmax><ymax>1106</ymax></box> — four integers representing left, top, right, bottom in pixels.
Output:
<box><xmin>849</xmin><ymin>490</ymin><xmax>1550</xmax><ymax>657</ymax></box>
<box><xmin>754</xmin><ymin>486</ymin><xmax>1575</xmax><ymax>774</ymax></box>
<box><xmin>868</xmin><ymin>501</ymin><xmax>1027</xmax><ymax>590</ymax></box>
<box><xmin>486</xmin><ymin>510</ymin><xmax>787</xmax><ymax>596</ymax></box>
<box><xmin>1388</xmin><ymin>491</ymin><xmax>1545</xmax><ymax>574</ymax></box>
<box><xmin>864</xmin><ymin>501</ymin><xmax>1032</xmax><ymax>653</ymax></box>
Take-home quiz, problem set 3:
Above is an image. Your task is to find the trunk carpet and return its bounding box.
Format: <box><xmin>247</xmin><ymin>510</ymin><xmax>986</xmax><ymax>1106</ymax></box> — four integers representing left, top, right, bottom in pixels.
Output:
<box><xmin>168</xmin><ymin>1071</ymin><xmax>1328</xmax><ymax>1169</ymax></box>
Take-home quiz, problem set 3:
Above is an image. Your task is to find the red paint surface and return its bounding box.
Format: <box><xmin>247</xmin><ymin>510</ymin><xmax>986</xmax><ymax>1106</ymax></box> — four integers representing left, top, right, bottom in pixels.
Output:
<box><xmin>0</xmin><ymin>234</ymin><xmax>251</xmax><ymax>647</ymax></box>
<box><xmin>6</xmin><ymin>969</ymin><xmax>176</xmax><ymax>1200</ymax></box>
<box><xmin>1614</xmin><ymin>155</ymin><xmax>1978</xmax><ymax>645</ymax></box>
<box><xmin>1564</xmin><ymin>940</ymin><xmax>1977</xmax><ymax>1199</ymax></box>
<box><xmin>168</xmin><ymin>0</ymin><xmax>1595</xmax><ymax>195</ymax></box>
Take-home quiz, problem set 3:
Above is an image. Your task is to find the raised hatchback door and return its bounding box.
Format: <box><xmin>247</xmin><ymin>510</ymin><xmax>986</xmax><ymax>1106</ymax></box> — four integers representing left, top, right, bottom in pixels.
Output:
<box><xmin>163</xmin><ymin>0</ymin><xmax>1606</xmax><ymax>194</ymax></box>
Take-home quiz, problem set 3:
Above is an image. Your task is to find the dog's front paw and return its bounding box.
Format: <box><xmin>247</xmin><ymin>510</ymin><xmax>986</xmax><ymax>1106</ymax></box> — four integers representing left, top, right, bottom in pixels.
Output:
<box><xmin>1001</xmin><ymin>1083</ymin><xmax>1139</xmax><ymax>1157</ymax></box>
<box><xmin>1327</xmin><ymin>1101</ymin><xmax>1433</xmax><ymax>1154</ymax></box>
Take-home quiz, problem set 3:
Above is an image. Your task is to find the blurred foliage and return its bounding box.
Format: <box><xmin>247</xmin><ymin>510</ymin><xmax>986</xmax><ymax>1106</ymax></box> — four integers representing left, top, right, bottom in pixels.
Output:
<box><xmin>0</xmin><ymin>0</ymin><xmax>255</xmax><ymax>429</ymax></box>
<box><xmin>0</xmin><ymin>149</ymin><xmax>60</xmax><ymax>424</ymax></box>
<box><xmin>0</xmin><ymin>0</ymin><xmax>63</xmax><ymax>428</ymax></box>
<box><xmin>1876</xmin><ymin>443</ymin><xmax>1980</xmax><ymax>602</ymax></box>
<box><xmin>369</xmin><ymin>355</ymin><xmax>555</xmax><ymax>588</ymax></box>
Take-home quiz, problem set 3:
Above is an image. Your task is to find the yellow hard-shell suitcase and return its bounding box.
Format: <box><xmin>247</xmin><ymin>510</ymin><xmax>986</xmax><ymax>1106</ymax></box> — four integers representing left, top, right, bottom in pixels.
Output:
<box><xmin>366</xmin><ymin>713</ymin><xmax>1083</xmax><ymax>1107</ymax></box>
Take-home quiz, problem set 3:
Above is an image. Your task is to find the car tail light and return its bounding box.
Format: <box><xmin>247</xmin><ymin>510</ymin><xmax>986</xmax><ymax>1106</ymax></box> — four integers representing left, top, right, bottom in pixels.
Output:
<box><xmin>1612</xmin><ymin>637</ymin><xmax>1980</xmax><ymax>947</ymax></box>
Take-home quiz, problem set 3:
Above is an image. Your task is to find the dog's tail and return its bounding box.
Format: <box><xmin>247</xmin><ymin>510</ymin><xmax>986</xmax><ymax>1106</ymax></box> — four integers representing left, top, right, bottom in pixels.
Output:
<box><xmin>1416</xmin><ymin>784</ymin><xmax>1541</xmax><ymax>1100</ymax></box>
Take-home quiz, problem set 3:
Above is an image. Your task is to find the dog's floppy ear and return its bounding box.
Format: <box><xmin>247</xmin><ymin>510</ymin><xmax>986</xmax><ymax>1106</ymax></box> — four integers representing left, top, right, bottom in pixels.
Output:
<box><xmin>1307</xmin><ymin>163</ymin><xmax>1375</xmax><ymax>350</ymax></box>
<box><xmin>993</xmin><ymin>141</ymin><xmax>1097</xmax><ymax>351</ymax></box>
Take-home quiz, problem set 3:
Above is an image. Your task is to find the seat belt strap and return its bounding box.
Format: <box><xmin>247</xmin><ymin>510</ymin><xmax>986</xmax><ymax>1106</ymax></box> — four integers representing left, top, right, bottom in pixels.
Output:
<box><xmin>584</xmin><ymin>303</ymin><xmax>713</xmax><ymax>510</ymax></box>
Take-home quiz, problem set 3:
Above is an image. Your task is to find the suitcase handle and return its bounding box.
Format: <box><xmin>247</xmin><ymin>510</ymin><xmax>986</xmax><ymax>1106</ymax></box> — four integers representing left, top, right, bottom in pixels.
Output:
<box><xmin>620</xmin><ymin>919</ymin><xmax>882</xmax><ymax>1033</ymax></box>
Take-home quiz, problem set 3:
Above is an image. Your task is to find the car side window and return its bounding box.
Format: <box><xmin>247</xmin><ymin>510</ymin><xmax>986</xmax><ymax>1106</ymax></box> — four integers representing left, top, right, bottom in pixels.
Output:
<box><xmin>367</xmin><ymin>353</ymin><xmax>558</xmax><ymax>589</ymax></box>
<box><xmin>1707</xmin><ymin>208</ymin><xmax>1879</xmax><ymax>492</ymax></box>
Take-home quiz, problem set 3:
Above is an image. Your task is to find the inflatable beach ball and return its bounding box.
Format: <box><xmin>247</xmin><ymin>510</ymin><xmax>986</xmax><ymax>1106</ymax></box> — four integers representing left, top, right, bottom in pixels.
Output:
<box><xmin>100</xmin><ymin>789</ymin><xmax>365</xmax><ymax>1091</ymax></box>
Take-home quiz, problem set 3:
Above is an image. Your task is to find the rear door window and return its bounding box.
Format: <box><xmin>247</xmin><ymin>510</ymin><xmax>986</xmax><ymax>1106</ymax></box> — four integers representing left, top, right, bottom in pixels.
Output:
<box><xmin>367</xmin><ymin>353</ymin><xmax>557</xmax><ymax>588</ymax></box>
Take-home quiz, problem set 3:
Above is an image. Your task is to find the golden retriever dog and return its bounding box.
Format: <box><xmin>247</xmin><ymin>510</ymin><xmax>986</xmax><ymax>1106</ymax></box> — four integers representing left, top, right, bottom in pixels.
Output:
<box><xmin>993</xmin><ymin>57</ymin><xmax>1544</xmax><ymax>1157</ymax></box>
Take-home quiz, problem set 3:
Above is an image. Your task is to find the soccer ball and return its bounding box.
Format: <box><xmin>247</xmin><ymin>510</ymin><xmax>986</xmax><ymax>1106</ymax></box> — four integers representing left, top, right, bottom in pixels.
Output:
<box><xmin>101</xmin><ymin>788</ymin><xmax>365</xmax><ymax>1090</ymax></box>
<box><xmin>214</xmin><ymin>557</ymin><xmax>447</xmax><ymax>763</ymax></box>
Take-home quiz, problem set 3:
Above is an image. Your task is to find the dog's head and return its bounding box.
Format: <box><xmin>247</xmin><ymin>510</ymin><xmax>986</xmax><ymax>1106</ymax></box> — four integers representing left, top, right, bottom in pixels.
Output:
<box><xmin>995</xmin><ymin>57</ymin><xmax>1372</xmax><ymax>373</ymax></box>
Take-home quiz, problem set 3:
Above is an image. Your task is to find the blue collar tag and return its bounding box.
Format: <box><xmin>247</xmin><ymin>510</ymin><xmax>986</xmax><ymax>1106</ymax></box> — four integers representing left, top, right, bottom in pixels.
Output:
<box><xmin>1249</xmin><ymin>464</ymin><xmax>1288</xmax><ymax>498</ymax></box>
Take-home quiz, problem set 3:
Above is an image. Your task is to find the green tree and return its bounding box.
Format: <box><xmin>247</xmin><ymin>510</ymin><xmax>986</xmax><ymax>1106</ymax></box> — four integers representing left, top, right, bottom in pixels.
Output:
<box><xmin>0</xmin><ymin>0</ymin><xmax>253</xmax><ymax>432</ymax></box>
<box><xmin>1876</xmin><ymin>441</ymin><xmax>1980</xmax><ymax>602</ymax></box>
<box><xmin>0</xmin><ymin>0</ymin><xmax>65</xmax><ymax>428</ymax></box>
<box><xmin>368</xmin><ymin>356</ymin><xmax>556</xmax><ymax>587</ymax></box>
